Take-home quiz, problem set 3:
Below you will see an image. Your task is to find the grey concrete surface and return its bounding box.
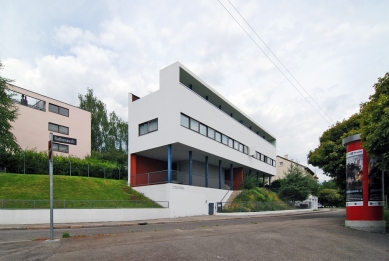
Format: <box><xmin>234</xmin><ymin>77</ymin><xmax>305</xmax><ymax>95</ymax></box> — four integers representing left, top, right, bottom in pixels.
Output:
<box><xmin>0</xmin><ymin>209</ymin><xmax>388</xmax><ymax>261</ymax></box>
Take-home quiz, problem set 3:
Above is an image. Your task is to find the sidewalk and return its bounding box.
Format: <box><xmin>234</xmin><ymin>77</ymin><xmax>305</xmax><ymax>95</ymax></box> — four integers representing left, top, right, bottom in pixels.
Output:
<box><xmin>0</xmin><ymin>209</ymin><xmax>332</xmax><ymax>231</ymax></box>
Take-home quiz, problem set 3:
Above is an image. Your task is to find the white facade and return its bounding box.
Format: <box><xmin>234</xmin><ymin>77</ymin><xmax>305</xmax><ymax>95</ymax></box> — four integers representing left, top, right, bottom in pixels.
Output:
<box><xmin>128</xmin><ymin>62</ymin><xmax>276</xmax><ymax>190</ymax></box>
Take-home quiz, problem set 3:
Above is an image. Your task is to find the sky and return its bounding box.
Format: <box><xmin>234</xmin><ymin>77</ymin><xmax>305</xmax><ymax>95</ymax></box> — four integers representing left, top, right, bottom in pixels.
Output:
<box><xmin>1</xmin><ymin>0</ymin><xmax>388</xmax><ymax>182</ymax></box>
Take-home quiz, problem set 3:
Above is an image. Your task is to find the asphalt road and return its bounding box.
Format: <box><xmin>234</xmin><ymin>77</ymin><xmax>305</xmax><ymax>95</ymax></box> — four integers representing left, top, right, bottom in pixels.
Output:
<box><xmin>1</xmin><ymin>209</ymin><xmax>388</xmax><ymax>261</ymax></box>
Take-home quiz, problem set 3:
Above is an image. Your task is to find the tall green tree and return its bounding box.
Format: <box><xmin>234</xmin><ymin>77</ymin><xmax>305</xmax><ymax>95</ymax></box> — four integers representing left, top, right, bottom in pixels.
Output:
<box><xmin>278</xmin><ymin>164</ymin><xmax>319</xmax><ymax>203</ymax></box>
<box><xmin>308</xmin><ymin>113</ymin><xmax>361</xmax><ymax>192</ymax></box>
<box><xmin>360</xmin><ymin>72</ymin><xmax>389</xmax><ymax>172</ymax></box>
<box><xmin>78</xmin><ymin>88</ymin><xmax>128</xmax><ymax>155</ymax></box>
<box><xmin>0</xmin><ymin>60</ymin><xmax>19</xmax><ymax>153</ymax></box>
<box><xmin>78</xmin><ymin>88</ymin><xmax>109</xmax><ymax>152</ymax></box>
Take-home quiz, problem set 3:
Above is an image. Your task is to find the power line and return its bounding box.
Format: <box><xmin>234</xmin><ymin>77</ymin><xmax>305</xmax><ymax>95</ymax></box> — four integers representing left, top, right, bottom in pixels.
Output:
<box><xmin>227</xmin><ymin>0</ymin><xmax>334</xmax><ymax>124</ymax></box>
<box><xmin>217</xmin><ymin>0</ymin><xmax>333</xmax><ymax>125</ymax></box>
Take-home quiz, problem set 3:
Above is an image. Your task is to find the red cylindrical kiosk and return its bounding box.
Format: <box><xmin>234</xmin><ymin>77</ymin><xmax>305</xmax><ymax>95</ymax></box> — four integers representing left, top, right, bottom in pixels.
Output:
<box><xmin>342</xmin><ymin>134</ymin><xmax>386</xmax><ymax>233</ymax></box>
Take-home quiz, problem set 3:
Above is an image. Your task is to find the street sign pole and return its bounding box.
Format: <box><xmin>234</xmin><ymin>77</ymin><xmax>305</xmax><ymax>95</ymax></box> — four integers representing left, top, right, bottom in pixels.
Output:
<box><xmin>49</xmin><ymin>132</ymin><xmax>54</xmax><ymax>240</ymax></box>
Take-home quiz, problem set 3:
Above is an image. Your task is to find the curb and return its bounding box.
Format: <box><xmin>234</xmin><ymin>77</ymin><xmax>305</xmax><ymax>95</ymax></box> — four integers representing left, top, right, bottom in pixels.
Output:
<box><xmin>0</xmin><ymin>209</ymin><xmax>333</xmax><ymax>231</ymax></box>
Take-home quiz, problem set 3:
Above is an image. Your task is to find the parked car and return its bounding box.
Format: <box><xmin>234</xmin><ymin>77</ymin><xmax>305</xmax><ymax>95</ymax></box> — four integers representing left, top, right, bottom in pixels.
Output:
<box><xmin>318</xmin><ymin>203</ymin><xmax>324</xmax><ymax>208</ymax></box>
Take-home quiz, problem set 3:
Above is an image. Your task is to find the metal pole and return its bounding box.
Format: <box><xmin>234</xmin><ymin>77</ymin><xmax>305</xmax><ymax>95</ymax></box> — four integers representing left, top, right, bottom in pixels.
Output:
<box><xmin>49</xmin><ymin>132</ymin><xmax>54</xmax><ymax>240</ymax></box>
<box><xmin>68</xmin><ymin>158</ymin><xmax>71</xmax><ymax>176</ymax></box>
<box><xmin>23</xmin><ymin>151</ymin><xmax>25</xmax><ymax>174</ymax></box>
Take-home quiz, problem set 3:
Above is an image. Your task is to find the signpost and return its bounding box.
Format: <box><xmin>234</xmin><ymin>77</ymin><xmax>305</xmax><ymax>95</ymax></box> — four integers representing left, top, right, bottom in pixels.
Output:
<box><xmin>48</xmin><ymin>133</ymin><xmax>54</xmax><ymax>240</ymax></box>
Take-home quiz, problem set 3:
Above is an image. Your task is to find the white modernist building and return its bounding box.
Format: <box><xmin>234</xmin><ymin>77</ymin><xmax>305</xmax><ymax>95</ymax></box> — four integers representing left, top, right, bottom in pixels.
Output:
<box><xmin>128</xmin><ymin>62</ymin><xmax>277</xmax><ymax>217</ymax></box>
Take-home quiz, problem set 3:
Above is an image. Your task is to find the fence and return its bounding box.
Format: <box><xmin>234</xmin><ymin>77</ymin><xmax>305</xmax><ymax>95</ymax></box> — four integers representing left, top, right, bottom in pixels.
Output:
<box><xmin>0</xmin><ymin>199</ymin><xmax>169</xmax><ymax>209</ymax></box>
<box><xmin>0</xmin><ymin>150</ymin><xmax>127</xmax><ymax>180</ymax></box>
<box><xmin>219</xmin><ymin>201</ymin><xmax>308</xmax><ymax>213</ymax></box>
<box><xmin>135</xmin><ymin>170</ymin><xmax>233</xmax><ymax>190</ymax></box>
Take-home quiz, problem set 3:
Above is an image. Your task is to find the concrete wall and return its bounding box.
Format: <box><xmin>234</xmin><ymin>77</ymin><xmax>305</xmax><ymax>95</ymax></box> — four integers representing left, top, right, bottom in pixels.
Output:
<box><xmin>134</xmin><ymin>183</ymin><xmax>233</xmax><ymax>217</ymax></box>
<box><xmin>7</xmin><ymin>84</ymin><xmax>91</xmax><ymax>158</ymax></box>
<box><xmin>0</xmin><ymin>208</ymin><xmax>170</xmax><ymax>225</ymax></box>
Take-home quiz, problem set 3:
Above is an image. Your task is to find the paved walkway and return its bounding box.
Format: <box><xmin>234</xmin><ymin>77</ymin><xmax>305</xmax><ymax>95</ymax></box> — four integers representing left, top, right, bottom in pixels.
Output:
<box><xmin>0</xmin><ymin>208</ymin><xmax>330</xmax><ymax>230</ymax></box>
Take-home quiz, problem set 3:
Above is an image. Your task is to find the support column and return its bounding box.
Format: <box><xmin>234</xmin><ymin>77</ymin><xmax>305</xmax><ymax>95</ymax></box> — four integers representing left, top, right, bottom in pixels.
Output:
<box><xmin>268</xmin><ymin>176</ymin><xmax>271</xmax><ymax>189</ymax></box>
<box><xmin>230</xmin><ymin>164</ymin><xmax>233</xmax><ymax>189</ymax></box>
<box><xmin>218</xmin><ymin>160</ymin><xmax>222</xmax><ymax>189</ymax></box>
<box><xmin>168</xmin><ymin>145</ymin><xmax>172</xmax><ymax>183</ymax></box>
<box><xmin>256</xmin><ymin>172</ymin><xmax>259</xmax><ymax>187</ymax></box>
<box><xmin>262</xmin><ymin>174</ymin><xmax>265</xmax><ymax>187</ymax></box>
<box><xmin>249</xmin><ymin>169</ymin><xmax>252</xmax><ymax>176</ymax></box>
<box><xmin>189</xmin><ymin>151</ymin><xmax>193</xmax><ymax>185</ymax></box>
<box><xmin>205</xmin><ymin>156</ymin><xmax>209</xmax><ymax>187</ymax></box>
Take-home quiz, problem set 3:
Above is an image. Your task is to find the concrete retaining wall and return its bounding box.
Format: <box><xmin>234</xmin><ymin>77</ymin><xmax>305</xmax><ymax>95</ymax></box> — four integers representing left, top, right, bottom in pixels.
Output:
<box><xmin>0</xmin><ymin>208</ymin><xmax>170</xmax><ymax>225</ymax></box>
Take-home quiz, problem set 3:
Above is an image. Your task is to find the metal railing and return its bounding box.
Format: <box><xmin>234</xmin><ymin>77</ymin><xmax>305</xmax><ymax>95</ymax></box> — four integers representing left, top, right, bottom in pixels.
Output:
<box><xmin>135</xmin><ymin>170</ymin><xmax>233</xmax><ymax>190</ymax></box>
<box><xmin>0</xmin><ymin>199</ymin><xmax>169</xmax><ymax>209</ymax></box>
<box><xmin>219</xmin><ymin>201</ymin><xmax>304</xmax><ymax>213</ymax></box>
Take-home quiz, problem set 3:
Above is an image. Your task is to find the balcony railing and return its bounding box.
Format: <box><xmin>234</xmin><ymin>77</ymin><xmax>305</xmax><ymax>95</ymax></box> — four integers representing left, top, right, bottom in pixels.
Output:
<box><xmin>179</xmin><ymin>82</ymin><xmax>275</xmax><ymax>147</ymax></box>
<box><xmin>135</xmin><ymin>170</ymin><xmax>233</xmax><ymax>190</ymax></box>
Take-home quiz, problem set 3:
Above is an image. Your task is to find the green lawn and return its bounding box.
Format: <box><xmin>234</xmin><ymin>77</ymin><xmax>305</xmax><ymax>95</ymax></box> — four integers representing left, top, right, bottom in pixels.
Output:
<box><xmin>0</xmin><ymin>173</ymin><xmax>161</xmax><ymax>209</ymax></box>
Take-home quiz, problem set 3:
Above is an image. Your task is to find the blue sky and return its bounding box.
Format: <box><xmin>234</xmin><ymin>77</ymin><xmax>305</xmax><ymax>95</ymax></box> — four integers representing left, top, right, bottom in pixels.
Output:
<box><xmin>1</xmin><ymin>0</ymin><xmax>389</xmax><ymax>182</ymax></box>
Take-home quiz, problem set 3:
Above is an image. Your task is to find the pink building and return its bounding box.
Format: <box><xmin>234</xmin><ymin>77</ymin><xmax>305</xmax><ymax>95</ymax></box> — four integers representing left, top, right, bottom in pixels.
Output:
<box><xmin>7</xmin><ymin>84</ymin><xmax>91</xmax><ymax>158</ymax></box>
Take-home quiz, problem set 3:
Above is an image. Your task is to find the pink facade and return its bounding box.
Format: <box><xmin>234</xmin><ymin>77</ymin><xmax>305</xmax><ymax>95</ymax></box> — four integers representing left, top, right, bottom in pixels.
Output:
<box><xmin>8</xmin><ymin>84</ymin><xmax>91</xmax><ymax>158</ymax></box>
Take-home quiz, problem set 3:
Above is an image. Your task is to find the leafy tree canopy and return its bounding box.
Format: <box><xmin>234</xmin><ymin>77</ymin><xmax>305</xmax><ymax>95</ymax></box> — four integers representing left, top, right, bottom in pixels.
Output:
<box><xmin>278</xmin><ymin>164</ymin><xmax>319</xmax><ymax>203</ymax></box>
<box><xmin>308</xmin><ymin>113</ymin><xmax>361</xmax><ymax>192</ymax></box>
<box><xmin>360</xmin><ymin>72</ymin><xmax>389</xmax><ymax>172</ymax></box>
<box><xmin>0</xmin><ymin>60</ymin><xmax>19</xmax><ymax>153</ymax></box>
<box><xmin>78</xmin><ymin>88</ymin><xmax>128</xmax><ymax>155</ymax></box>
<box><xmin>319</xmin><ymin>188</ymin><xmax>343</xmax><ymax>207</ymax></box>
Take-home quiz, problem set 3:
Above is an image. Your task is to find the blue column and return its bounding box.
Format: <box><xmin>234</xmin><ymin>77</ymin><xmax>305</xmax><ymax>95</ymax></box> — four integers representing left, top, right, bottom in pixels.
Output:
<box><xmin>168</xmin><ymin>145</ymin><xmax>172</xmax><ymax>183</ymax></box>
<box><xmin>189</xmin><ymin>151</ymin><xmax>193</xmax><ymax>185</ymax></box>
<box><xmin>218</xmin><ymin>160</ymin><xmax>222</xmax><ymax>189</ymax></box>
<box><xmin>249</xmin><ymin>169</ymin><xmax>251</xmax><ymax>176</ymax></box>
<box><xmin>256</xmin><ymin>172</ymin><xmax>259</xmax><ymax>187</ymax></box>
<box><xmin>205</xmin><ymin>156</ymin><xmax>209</xmax><ymax>187</ymax></box>
<box><xmin>230</xmin><ymin>164</ymin><xmax>233</xmax><ymax>189</ymax></box>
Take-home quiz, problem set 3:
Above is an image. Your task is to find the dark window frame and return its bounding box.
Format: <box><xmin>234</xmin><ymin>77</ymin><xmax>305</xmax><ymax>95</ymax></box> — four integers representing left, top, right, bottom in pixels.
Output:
<box><xmin>49</xmin><ymin>103</ymin><xmax>69</xmax><ymax>117</ymax></box>
<box><xmin>53</xmin><ymin>142</ymin><xmax>69</xmax><ymax>153</ymax></box>
<box><xmin>139</xmin><ymin>118</ymin><xmax>158</xmax><ymax>136</ymax></box>
<box><xmin>48</xmin><ymin>122</ymin><xmax>69</xmax><ymax>135</ymax></box>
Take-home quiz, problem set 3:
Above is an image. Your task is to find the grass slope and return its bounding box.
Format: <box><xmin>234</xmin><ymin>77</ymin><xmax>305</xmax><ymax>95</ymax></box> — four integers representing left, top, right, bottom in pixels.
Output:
<box><xmin>223</xmin><ymin>187</ymin><xmax>291</xmax><ymax>212</ymax></box>
<box><xmin>0</xmin><ymin>173</ymin><xmax>159</xmax><ymax>208</ymax></box>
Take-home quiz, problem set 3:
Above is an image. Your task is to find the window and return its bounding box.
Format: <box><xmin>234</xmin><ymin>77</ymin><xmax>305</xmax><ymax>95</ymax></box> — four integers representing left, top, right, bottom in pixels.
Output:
<box><xmin>243</xmin><ymin>145</ymin><xmax>248</xmax><ymax>154</ymax></box>
<box><xmin>273</xmin><ymin>160</ymin><xmax>276</xmax><ymax>167</ymax></box>
<box><xmin>190</xmin><ymin>118</ymin><xmax>199</xmax><ymax>132</ymax></box>
<box><xmin>139</xmin><ymin>118</ymin><xmax>158</xmax><ymax>136</ymax></box>
<box><xmin>199</xmin><ymin>124</ymin><xmax>207</xmax><ymax>136</ymax></box>
<box><xmin>233</xmin><ymin>140</ymin><xmax>239</xmax><ymax>150</ymax></box>
<box><xmin>228</xmin><ymin>138</ymin><xmax>233</xmax><ymax>147</ymax></box>
<box><xmin>53</xmin><ymin>142</ymin><xmax>69</xmax><ymax>153</ymax></box>
<box><xmin>49</xmin><ymin>103</ymin><xmax>69</xmax><ymax>117</ymax></box>
<box><xmin>256</xmin><ymin>152</ymin><xmax>260</xmax><ymax>159</ymax></box>
<box><xmin>207</xmin><ymin>127</ymin><xmax>215</xmax><ymax>139</ymax></box>
<box><xmin>261</xmin><ymin>154</ymin><xmax>265</xmax><ymax>162</ymax></box>
<box><xmin>48</xmin><ymin>123</ymin><xmax>69</xmax><ymax>135</ymax></box>
<box><xmin>222</xmin><ymin>134</ymin><xmax>228</xmax><ymax>145</ymax></box>
<box><xmin>239</xmin><ymin>143</ymin><xmax>243</xmax><ymax>152</ymax></box>
<box><xmin>215</xmin><ymin>132</ymin><xmax>221</xmax><ymax>142</ymax></box>
<box><xmin>279</xmin><ymin>162</ymin><xmax>283</xmax><ymax>166</ymax></box>
<box><xmin>180</xmin><ymin>114</ymin><xmax>189</xmax><ymax>128</ymax></box>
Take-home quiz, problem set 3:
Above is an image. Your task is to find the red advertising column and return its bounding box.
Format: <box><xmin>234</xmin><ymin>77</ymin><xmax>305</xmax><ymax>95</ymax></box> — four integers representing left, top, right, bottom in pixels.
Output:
<box><xmin>342</xmin><ymin>134</ymin><xmax>386</xmax><ymax>233</ymax></box>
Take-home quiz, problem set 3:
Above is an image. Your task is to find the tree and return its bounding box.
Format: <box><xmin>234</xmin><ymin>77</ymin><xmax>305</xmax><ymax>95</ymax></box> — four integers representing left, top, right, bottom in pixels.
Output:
<box><xmin>0</xmin><ymin>60</ymin><xmax>19</xmax><ymax>153</ymax></box>
<box><xmin>319</xmin><ymin>189</ymin><xmax>343</xmax><ymax>207</ymax></box>
<box><xmin>78</xmin><ymin>88</ymin><xmax>128</xmax><ymax>154</ymax></box>
<box><xmin>360</xmin><ymin>72</ymin><xmax>389</xmax><ymax>172</ymax></box>
<box><xmin>308</xmin><ymin>113</ymin><xmax>361</xmax><ymax>192</ymax></box>
<box><xmin>278</xmin><ymin>164</ymin><xmax>318</xmax><ymax>203</ymax></box>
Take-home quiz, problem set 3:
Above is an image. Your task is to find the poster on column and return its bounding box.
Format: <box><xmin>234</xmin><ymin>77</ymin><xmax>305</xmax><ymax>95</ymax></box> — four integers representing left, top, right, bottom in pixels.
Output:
<box><xmin>368</xmin><ymin>157</ymin><xmax>384</xmax><ymax>205</ymax></box>
<box><xmin>346</xmin><ymin>149</ymin><xmax>363</xmax><ymax>205</ymax></box>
